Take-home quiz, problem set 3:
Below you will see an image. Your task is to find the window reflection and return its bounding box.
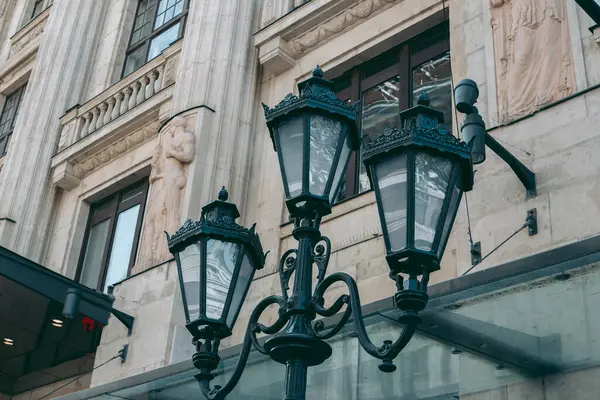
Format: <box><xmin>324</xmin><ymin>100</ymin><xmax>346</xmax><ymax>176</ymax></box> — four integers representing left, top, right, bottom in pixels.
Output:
<box><xmin>103</xmin><ymin>205</ymin><xmax>141</xmax><ymax>292</ymax></box>
<box><xmin>413</xmin><ymin>51</ymin><xmax>452</xmax><ymax>130</ymax></box>
<box><xmin>360</xmin><ymin>76</ymin><xmax>401</xmax><ymax>193</ymax></box>
<box><xmin>414</xmin><ymin>153</ymin><xmax>452</xmax><ymax>251</ymax></box>
<box><xmin>148</xmin><ymin>23</ymin><xmax>180</xmax><ymax>60</ymax></box>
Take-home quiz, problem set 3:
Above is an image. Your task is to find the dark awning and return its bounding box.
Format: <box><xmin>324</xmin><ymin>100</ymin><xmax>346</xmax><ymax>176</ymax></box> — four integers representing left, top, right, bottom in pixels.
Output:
<box><xmin>0</xmin><ymin>246</ymin><xmax>116</xmax><ymax>395</ymax></box>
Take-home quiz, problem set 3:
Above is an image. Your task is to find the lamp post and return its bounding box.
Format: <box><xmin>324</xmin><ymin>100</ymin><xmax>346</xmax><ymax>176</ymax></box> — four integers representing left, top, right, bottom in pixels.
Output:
<box><xmin>167</xmin><ymin>66</ymin><xmax>474</xmax><ymax>400</ymax></box>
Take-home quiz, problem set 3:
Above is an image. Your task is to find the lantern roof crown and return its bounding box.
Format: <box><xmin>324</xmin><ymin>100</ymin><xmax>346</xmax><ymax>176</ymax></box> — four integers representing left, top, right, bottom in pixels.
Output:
<box><xmin>262</xmin><ymin>66</ymin><xmax>360</xmax><ymax>150</ymax></box>
<box><xmin>166</xmin><ymin>188</ymin><xmax>266</xmax><ymax>268</ymax></box>
<box><xmin>362</xmin><ymin>93</ymin><xmax>474</xmax><ymax>191</ymax></box>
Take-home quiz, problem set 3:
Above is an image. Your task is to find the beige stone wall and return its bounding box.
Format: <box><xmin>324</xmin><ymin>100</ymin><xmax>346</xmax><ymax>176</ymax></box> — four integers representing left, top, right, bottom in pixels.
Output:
<box><xmin>3</xmin><ymin>0</ymin><xmax>600</xmax><ymax>394</ymax></box>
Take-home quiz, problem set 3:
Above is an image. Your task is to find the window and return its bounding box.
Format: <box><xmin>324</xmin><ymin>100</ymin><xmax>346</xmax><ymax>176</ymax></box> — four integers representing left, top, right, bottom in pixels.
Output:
<box><xmin>123</xmin><ymin>0</ymin><xmax>189</xmax><ymax>76</ymax></box>
<box><xmin>331</xmin><ymin>23</ymin><xmax>452</xmax><ymax>202</ymax></box>
<box><xmin>0</xmin><ymin>84</ymin><xmax>27</xmax><ymax>157</ymax></box>
<box><xmin>31</xmin><ymin>0</ymin><xmax>45</xmax><ymax>19</ymax></box>
<box><xmin>77</xmin><ymin>180</ymin><xmax>149</xmax><ymax>292</ymax></box>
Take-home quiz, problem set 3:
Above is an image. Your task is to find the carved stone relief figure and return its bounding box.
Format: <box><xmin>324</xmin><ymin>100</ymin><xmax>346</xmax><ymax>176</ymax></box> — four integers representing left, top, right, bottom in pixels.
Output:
<box><xmin>490</xmin><ymin>0</ymin><xmax>575</xmax><ymax>122</ymax></box>
<box><xmin>135</xmin><ymin>116</ymin><xmax>195</xmax><ymax>272</ymax></box>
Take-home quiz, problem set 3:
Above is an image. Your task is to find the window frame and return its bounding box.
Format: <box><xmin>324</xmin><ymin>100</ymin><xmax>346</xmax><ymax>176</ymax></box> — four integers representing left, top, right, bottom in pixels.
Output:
<box><xmin>122</xmin><ymin>0</ymin><xmax>190</xmax><ymax>77</ymax></box>
<box><xmin>331</xmin><ymin>23</ymin><xmax>450</xmax><ymax>202</ymax></box>
<box><xmin>0</xmin><ymin>83</ymin><xmax>28</xmax><ymax>158</ymax></box>
<box><xmin>76</xmin><ymin>179</ymin><xmax>150</xmax><ymax>292</ymax></box>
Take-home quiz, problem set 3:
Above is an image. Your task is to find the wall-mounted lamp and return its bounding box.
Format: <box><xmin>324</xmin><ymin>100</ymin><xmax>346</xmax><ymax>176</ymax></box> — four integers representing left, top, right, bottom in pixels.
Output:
<box><xmin>454</xmin><ymin>79</ymin><xmax>536</xmax><ymax>198</ymax></box>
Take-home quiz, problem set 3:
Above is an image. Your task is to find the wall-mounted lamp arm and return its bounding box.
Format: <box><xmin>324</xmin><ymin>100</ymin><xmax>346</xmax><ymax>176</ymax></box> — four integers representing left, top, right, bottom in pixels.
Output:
<box><xmin>110</xmin><ymin>308</ymin><xmax>135</xmax><ymax>335</ymax></box>
<box><xmin>485</xmin><ymin>133</ymin><xmax>536</xmax><ymax>198</ymax></box>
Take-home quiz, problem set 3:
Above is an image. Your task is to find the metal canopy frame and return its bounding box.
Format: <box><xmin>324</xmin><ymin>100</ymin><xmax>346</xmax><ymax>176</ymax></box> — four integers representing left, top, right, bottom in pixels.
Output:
<box><xmin>575</xmin><ymin>0</ymin><xmax>600</xmax><ymax>25</ymax></box>
<box><xmin>0</xmin><ymin>246</ymin><xmax>133</xmax><ymax>329</ymax></box>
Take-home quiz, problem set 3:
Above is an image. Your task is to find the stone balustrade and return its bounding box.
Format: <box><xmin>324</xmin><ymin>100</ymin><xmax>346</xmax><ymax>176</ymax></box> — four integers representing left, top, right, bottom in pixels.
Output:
<box><xmin>56</xmin><ymin>41</ymin><xmax>182</xmax><ymax>152</ymax></box>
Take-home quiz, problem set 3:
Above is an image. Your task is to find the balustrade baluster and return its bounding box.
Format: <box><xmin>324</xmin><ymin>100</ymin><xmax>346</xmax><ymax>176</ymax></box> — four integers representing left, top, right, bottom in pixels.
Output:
<box><xmin>156</xmin><ymin>65</ymin><xmax>165</xmax><ymax>92</ymax></box>
<box><xmin>96</xmin><ymin>103</ymin><xmax>107</xmax><ymax>130</ymax></box>
<box><xmin>137</xmin><ymin>76</ymin><xmax>149</xmax><ymax>105</ymax></box>
<box><xmin>113</xmin><ymin>93</ymin><xmax>123</xmax><ymax>119</ymax></box>
<box><xmin>80</xmin><ymin>113</ymin><xmax>92</xmax><ymax>138</ymax></box>
<box><xmin>146</xmin><ymin>71</ymin><xmax>157</xmax><ymax>99</ymax></box>
<box><xmin>104</xmin><ymin>99</ymin><xmax>114</xmax><ymax>125</ymax></box>
<box><xmin>122</xmin><ymin>88</ymin><xmax>132</xmax><ymax>113</ymax></box>
<box><xmin>128</xmin><ymin>83</ymin><xmax>138</xmax><ymax>110</ymax></box>
<box><xmin>89</xmin><ymin>109</ymin><xmax>100</xmax><ymax>134</ymax></box>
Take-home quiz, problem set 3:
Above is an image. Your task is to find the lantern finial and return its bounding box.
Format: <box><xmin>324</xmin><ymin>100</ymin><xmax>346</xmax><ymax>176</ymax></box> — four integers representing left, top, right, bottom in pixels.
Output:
<box><xmin>417</xmin><ymin>92</ymin><xmax>430</xmax><ymax>107</ymax></box>
<box><xmin>218</xmin><ymin>186</ymin><xmax>229</xmax><ymax>201</ymax></box>
<box><xmin>312</xmin><ymin>65</ymin><xmax>324</xmax><ymax>78</ymax></box>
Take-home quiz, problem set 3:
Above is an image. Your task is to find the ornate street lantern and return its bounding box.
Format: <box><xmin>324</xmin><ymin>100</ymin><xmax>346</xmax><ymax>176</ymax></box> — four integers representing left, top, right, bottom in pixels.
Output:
<box><xmin>363</xmin><ymin>93</ymin><xmax>474</xmax><ymax>277</ymax></box>
<box><xmin>172</xmin><ymin>69</ymin><xmax>476</xmax><ymax>400</ymax></box>
<box><xmin>167</xmin><ymin>188</ymin><xmax>266</xmax><ymax>340</ymax></box>
<box><xmin>262</xmin><ymin>66</ymin><xmax>360</xmax><ymax>218</ymax></box>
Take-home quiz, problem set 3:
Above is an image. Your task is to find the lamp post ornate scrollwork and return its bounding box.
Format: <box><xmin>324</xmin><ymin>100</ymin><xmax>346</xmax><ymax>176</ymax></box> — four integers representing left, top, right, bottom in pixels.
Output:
<box><xmin>167</xmin><ymin>67</ymin><xmax>474</xmax><ymax>400</ymax></box>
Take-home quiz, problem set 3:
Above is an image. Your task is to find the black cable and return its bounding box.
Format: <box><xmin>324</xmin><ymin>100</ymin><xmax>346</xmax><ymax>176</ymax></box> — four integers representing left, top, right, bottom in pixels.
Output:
<box><xmin>461</xmin><ymin>223</ymin><xmax>528</xmax><ymax>276</ymax></box>
<box><xmin>37</xmin><ymin>354</ymin><xmax>120</xmax><ymax>400</ymax></box>
<box><xmin>464</xmin><ymin>192</ymin><xmax>474</xmax><ymax>247</ymax></box>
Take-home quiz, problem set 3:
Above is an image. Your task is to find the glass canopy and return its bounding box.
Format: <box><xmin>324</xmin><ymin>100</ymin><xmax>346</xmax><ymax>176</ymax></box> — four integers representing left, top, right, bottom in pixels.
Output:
<box><xmin>54</xmin><ymin>235</ymin><xmax>600</xmax><ymax>400</ymax></box>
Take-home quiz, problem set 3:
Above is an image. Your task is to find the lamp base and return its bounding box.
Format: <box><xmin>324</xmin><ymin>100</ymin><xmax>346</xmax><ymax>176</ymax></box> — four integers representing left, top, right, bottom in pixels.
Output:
<box><xmin>193</xmin><ymin>351</ymin><xmax>221</xmax><ymax>372</ymax></box>
<box><xmin>264</xmin><ymin>333</ymin><xmax>332</xmax><ymax>366</ymax></box>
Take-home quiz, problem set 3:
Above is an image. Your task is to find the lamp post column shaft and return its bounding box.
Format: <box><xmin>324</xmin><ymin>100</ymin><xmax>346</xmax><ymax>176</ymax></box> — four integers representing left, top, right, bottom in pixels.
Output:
<box><xmin>290</xmin><ymin>234</ymin><xmax>315</xmax><ymax>311</ymax></box>
<box><xmin>284</xmin><ymin>361</ymin><xmax>308</xmax><ymax>400</ymax></box>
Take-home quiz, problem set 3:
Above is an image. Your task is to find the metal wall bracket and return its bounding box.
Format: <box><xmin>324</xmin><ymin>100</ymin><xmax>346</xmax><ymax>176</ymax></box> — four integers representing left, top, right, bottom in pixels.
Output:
<box><xmin>63</xmin><ymin>288</ymin><xmax>135</xmax><ymax>336</ymax></box>
<box><xmin>527</xmin><ymin>208</ymin><xmax>538</xmax><ymax>236</ymax></box>
<box><xmin>118</xmin><ymin>344</ymin><xmax>129</xmax><ymax>363</ymax></box>
<box><xmin>467</xmin><ymin>209</ymin><xmax>537</xmax><ymax>269</ymax></box>
<box><xmin>470</xmin><ymin>241</ymin><xmax>482</xmax><ymax>266</ymax></box>
<box><xmin>485</xmin><ymin>133</ymin><xmax>536</xmax><ymax>198</ymax></box>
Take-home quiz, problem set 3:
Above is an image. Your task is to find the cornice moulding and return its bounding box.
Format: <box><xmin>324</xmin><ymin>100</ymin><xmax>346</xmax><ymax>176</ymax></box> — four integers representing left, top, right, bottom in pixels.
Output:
<box><xmin>254</xmin><ymin>0</ymin><xmax>401</xmax><ymax>75</ymax></box>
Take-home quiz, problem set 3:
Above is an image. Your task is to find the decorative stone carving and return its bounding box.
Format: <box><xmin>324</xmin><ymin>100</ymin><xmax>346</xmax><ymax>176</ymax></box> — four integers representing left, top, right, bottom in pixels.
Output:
<box><xmin>290</xmin><ymin>0</ymin><xmax>397</xmax><ymax>56</ymax></box>
<box><xmin>10</xmin><ymin>24</ymin><xmax>45</xmax><ymax>58</ymax></box>
<box><xmin>135</xmin><ymin>116</ymin><xmax>195</xmax><ymax>272</ymax></box>
<box><xmin>73</xmin><ymin>121</ymin><xmax>160</xmax><ymax>178</ymax></box>
<box><xmin>490</xmin><ymin>0</ymin><xmax>575</xmax><ymax>123</ymax></box>
<box><xmin>57</xmin><ymin>122</ymin><xmax>74</xmax><ymax>151</ymax></box>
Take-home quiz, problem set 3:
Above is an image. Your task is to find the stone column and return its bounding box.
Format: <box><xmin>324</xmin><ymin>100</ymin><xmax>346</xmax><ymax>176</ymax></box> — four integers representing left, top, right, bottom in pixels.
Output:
<box><xmin>171</xmin><ymin>0</ymin><xmax>261</xmax><ymax>222</ymax></box>
<box><xmin>0</xmin><ymin>0</ymin><xmax>107</xmax><ymax>260</ymax></box>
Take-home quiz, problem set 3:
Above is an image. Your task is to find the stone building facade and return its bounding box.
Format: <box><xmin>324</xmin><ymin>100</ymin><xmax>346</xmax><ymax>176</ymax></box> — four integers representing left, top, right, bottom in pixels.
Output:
<box><xmin>0</xmin><ymin>0</ymin><xmax>600</xmax><ymax>399</ymax></box>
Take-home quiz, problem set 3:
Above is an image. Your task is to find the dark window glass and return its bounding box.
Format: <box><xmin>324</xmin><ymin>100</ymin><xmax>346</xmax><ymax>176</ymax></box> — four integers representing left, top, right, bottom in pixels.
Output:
<box><xmin>77</xmin><ymin>180</ymin><xmax>149</xmax><ymax>292</ymax></box>
<box><xmin>123</xmin><ymin>0</ymin><xmax>189</xmax><ymax>77</ymax></box>
<box><xmin>331</xmin><ymin>23</ymin><xmax>451</xmax><ymax>202</ymax></box>
<box><xmin>0</xmin><ymin>84</ymin><xmax>28</xmax><ymax>157</ymax></box>
<box><xmin>31</xmin><ymin>0</ymin><xmax>45</xmax><ymax>19</ymax></box>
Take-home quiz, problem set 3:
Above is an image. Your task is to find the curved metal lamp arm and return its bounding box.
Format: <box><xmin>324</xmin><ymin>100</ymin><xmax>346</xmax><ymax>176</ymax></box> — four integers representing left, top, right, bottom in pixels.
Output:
<box><xmin>196</xmin><ymin>295</ymin><xmax>288</xmax><ymax>400</ymax></box>
<box><xmin>313</xmin><ymin>272</ymin><xmax>417</xmax><ymax>362</ymax></box>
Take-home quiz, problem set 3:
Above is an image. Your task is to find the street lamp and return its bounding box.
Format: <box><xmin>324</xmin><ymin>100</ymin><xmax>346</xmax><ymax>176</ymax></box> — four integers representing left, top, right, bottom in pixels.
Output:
<box><xmin>262</xmin><ymin>65</ymin><xmax>360</xmax><ymax>218</ymax></box>
<box><xmin>167</xmin><ymin>67</ymin><xmax>474</xmax><ymax>400</ymax></box>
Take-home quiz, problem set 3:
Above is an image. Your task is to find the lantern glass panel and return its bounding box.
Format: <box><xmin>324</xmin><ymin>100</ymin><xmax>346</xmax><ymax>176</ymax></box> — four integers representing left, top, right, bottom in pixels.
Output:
<box><xmin>205</xmin><ymin>239</ymin><xmax>242</xmax><ymax>320</ymax></box>
<box><xmin>328</xmin><ymin>132</ymin><xmax>352</xmax><ymax>204</ymax></box>
<box><xmin>309</xmin><ymin>115</ymin><xmax>343</xmax><ymax>196</ymax></box>
<box><xmin>226</xmin><ymin>253</ymin><xmax>254</xmax><ymax>328</ymax></box>
<box><xmin>277</xmin><ymin>116</ymin><xmax>304</xmax><ymax>198</ymax></box>
<box><xmin>376</xmin><ymin>153</ymin><xmax>408</xmax><ymax>252</ymax></box>
<box><xmin>438</xmin><ymin>172</ymin><xmax>462</xmax><ymax>259</ymax></box>
<box><xmin>414</xmin><ymin>153</ymin><xmax>453</xmax><ymax>251</ymax></box>
<box><xmin>178</xmin><ymin>242</ymin><xmax>202</xmax><ymax>323</ymax></box>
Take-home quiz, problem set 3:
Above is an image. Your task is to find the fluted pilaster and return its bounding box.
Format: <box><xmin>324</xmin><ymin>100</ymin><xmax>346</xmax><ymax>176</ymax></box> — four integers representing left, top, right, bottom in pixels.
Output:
<box><xmin>171</xmin><ymin>0</ymin><xmax>261</xmax><ymax>221</ymax></box>
<box><xmin>0</xmin><ymin>0</ymin><xmax>107</xmax><ymax>260</ymax></box>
